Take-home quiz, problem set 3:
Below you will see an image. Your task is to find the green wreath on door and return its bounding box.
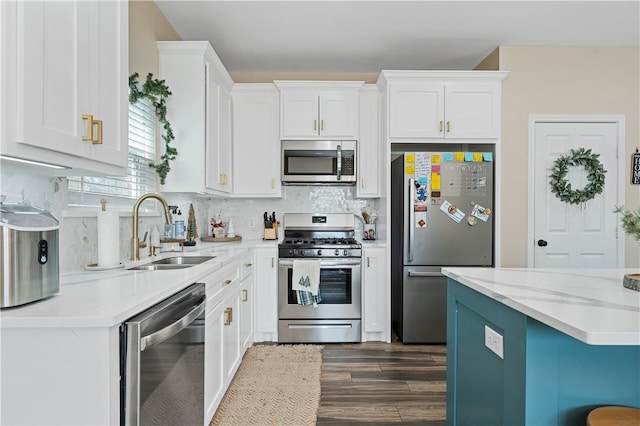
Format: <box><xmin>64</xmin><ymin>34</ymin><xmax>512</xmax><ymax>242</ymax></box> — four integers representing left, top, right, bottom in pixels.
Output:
<box><xmin>549</xmin><ymin>147</ymin><xmax>606</xmax><ymax>205</ymax></box>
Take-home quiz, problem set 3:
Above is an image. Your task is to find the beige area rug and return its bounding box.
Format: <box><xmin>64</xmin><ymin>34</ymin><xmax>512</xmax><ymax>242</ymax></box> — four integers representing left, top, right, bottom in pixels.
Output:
<box><xmin>210</xmin><ymin>344</ymin><xmax>323</xmax><ymax>426</ymax></box>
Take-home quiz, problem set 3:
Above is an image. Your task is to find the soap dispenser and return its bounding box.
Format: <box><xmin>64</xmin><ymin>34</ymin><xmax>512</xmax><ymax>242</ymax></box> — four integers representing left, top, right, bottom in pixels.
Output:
<box><xmin>174</xmin><ymin>209</ymin><xmax>185</xmax><ymax>239</ymax></box>
<box><xmin>150</xmin><ymin>225</ymin><xmax>161</xmax><ymax>255</ymax></box>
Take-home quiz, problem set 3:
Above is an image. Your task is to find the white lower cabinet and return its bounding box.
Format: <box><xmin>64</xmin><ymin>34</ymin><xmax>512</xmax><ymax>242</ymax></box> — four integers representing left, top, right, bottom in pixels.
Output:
<box><xmin>205</xmin><ymin>298</ymin><xmax>226</xmax><ymax>424</ymax></box>
<box><xmin>239</xmin><ymin>254</ymin><xmax>255</xmax><ymax>351</ymax></box>
<box><xmin>222</xmin><ymin>286</ymin><xmax>242</xmax><ymax>385</ymax></box>
<box><xmin>0</xmin><ymin>325</ymin><xmax>120</xmax><ymax>425</ymax></box>
<box><xmin>204</xmin><ymin>259</ymin><xmax>244</xmax><ymax>424</ymax></box>
<box><xmin>254</xmin><ymin>247</ymin><xmax>278</xmax><ymax>342</ymax></box>
<box><xmin>362</xmin><ymin>247</ymin><xmax>388</xmax><ymax>342</ymax></box>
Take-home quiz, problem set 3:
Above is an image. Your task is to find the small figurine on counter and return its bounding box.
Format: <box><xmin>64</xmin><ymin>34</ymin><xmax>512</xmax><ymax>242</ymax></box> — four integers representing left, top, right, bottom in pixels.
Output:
<box><xmin>211</xmin><ymin>214</ymin><xmax>225</xmax><ymax>238</ymax></box>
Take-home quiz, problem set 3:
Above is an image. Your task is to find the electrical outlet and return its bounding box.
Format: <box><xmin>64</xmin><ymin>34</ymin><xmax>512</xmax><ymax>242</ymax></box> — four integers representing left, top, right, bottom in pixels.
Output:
<box><xmin>484</xmin><ymin>325</ymin><xmax>504</xmax><ymax>359</ymax></box>
<box><xmin>248</xmin><ymin>217</ymin><xmax>255</xmax><ymax>228</ymax></box>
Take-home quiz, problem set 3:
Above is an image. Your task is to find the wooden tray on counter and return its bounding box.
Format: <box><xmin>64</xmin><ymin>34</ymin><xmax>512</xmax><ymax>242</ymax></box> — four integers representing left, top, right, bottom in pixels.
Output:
<box><xmin>201</xmin><ymin>236</ymin><xmax>242</xmax><ymax>243</ymax></box>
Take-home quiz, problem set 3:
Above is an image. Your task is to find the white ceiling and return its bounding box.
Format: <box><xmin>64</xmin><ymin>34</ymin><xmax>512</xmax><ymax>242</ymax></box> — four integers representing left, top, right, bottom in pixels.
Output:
<box><xmin>154</xmin><ymin>1</ymin><xmax>640</xmax><ymax>73</ymax></box>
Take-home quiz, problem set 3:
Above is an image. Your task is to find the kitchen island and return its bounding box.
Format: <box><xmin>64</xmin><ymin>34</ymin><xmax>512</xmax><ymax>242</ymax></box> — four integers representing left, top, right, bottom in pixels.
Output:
<box><xmin>442</xmin><ymin>268</ymin><xmax>640</xmax><ymax>426</ymax></box>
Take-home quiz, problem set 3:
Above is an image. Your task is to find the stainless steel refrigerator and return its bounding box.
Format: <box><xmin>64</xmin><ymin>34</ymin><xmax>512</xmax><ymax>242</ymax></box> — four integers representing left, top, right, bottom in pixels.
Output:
<box><xmin>391</xmin><ymin>149</ymin><xmax>494</xmax><ymax>343</ymax></box>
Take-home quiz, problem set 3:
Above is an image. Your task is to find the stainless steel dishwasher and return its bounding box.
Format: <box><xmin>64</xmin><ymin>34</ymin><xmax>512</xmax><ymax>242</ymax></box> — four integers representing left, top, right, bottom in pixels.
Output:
<box><xmin>120</xmin><ymin>283</ymin><xmax>206</xmax><ymax>426</ymax></box>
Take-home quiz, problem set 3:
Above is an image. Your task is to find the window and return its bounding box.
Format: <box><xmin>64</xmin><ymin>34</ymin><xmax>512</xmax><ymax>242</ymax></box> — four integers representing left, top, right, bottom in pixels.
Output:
<box><xmin>68</xmin><ymin>97</ymin><xmax>158</xmax><ymax>209</ymax></box>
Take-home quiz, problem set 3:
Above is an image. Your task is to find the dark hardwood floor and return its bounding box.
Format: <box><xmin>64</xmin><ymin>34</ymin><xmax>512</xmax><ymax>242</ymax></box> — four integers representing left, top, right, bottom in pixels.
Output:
<box><xmin>317</xmin><ymin>341</ymin><xmax>447</xmax><ymax>425</ymax></box>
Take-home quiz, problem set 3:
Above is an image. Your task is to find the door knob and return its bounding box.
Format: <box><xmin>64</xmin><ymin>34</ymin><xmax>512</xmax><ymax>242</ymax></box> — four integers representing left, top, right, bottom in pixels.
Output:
<box><xmin>537</xmin><ymin>239</ymin><xmax>548</xmax><ymax>247</ymax></box>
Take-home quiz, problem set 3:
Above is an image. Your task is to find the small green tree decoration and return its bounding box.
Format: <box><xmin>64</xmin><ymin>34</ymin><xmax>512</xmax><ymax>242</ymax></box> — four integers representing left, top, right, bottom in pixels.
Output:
<box><xmin>129</xmin><ymin>72</ymin><xmax>176</xmax><ymax>185</ymax></box>
<box><xmin>615</xmin><ymin>206</ymin><xmax>640</xmax><ymax>241</ymax></box>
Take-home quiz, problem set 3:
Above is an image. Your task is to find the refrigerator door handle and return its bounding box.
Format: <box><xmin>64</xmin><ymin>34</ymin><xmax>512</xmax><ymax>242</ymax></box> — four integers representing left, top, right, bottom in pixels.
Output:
<box><xmin>408</xmin><ymin>271</ymin><xmax>444</xmax><ymax>277</ymax></box>
<box><xmin>336</xmin><ymin>144</ymin><xmax>342</xmax><ymax>181</ymax></box>
<box><xmin>408</xmin><ymin>178</ymin><xmax>415</xmax><ymax>262</ymax></box>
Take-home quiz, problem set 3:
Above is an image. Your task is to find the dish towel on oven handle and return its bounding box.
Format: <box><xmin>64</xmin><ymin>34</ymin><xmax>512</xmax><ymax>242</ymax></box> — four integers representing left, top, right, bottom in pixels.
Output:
<box><xmin>292</xmin><ymin>259</ymin><xmax>321</xmax><ymax>306</ymax></box>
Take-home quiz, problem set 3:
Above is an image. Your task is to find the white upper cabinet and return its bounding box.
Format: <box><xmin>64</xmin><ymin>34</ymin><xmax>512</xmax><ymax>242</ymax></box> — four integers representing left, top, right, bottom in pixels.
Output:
<box><xmin>379</xmin><ymin>71</ymin><xmax>507</xmax><ymax>142</ymax></box>
<box><xmin>0</xmin><ymin>0</ymin><xmax>128</xmax><ymax>174</ymax></box>
<box><xmin>231</xmin><ymin>84</ymin><xmax>281</xmax><ymax>197</ymax></box>
<box><xmin>388</xmin><ymin>82</ymin><xmax>444</xmax><ymax>139</ymax></box>
<box><xmin>275</xmin><ymin>81</ymin><xmax>363</xmax><ymax>140</ymax></box>
<box><xmin>158</xmin><ymin>41</ymin><xmax>234</xmax><ymax>194</ymax></box>
<box><xmin>357</xmin><ymin>85</ymin><xmax>380</xmax><ymax>198</ymax></box>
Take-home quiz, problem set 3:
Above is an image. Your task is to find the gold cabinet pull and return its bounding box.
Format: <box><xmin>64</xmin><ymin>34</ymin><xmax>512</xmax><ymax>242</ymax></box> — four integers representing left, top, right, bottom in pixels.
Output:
<box><xmin>223</xmin><ymin>279</ymin><xmax>232</xmax><ymax>286</ymax></box>
<box><xmin>82</xmin><ymin>115</ymin><xmax>94</xmax><ymax>141</ymax></box>
<box><xmin>93</xmin><ymin>119</ymin><xmax>103</xmax><ymax>145</ymax></box>
<box><xmin>224</xmin><ymin>307</ymin><xmax>232</xmax><ymax>325</ymax></box>
<box><xmin>244</xmin><ymin>263</ymin><xmax>253</xmax><ymax>268</ymax></box>
<box><xmin>439</xmin><ymin>120</ymin><xmax>444</xmax><ymax>132</ymax></box>
<box><xmin>271</xmin><ymin>257</ymin><xmax>274</xmax><ymax>268</ymax></box>
<box><xmin>271</xmin><ymin>178</ymin><xmax>275</xmax><ymax>189</ymax></box>
<box><xmin>361</xmin><ymin>177</ymin><xmax>365</xmax><ymax>189</ymax></box>
<box><xmin>367</xmin><ymin>257</ymin><xmax>370</xmax><ymax>268</ymax></box>
<box><xmin>446</xmin><ymin>121</ymin><xmax>451</xmax><ymax>133</ymax></box>
<box><xmin>242</xmin><ymin>289</ymin><xmax>248</xmax><ymax>302</ymax></box>
<box><xmin>313</xmin><ymin>119</ymin><xmax>317</xmax><ymax>131</ymax></box>
<box><xmin>321</xmin><ymin>119</ymin><xmax>324</xmax><ymax>131</ymax></box>
<box><xmin>82</xmin><ymin>115</ymin><xmax>103</xmax><ymax>144</ymax></box>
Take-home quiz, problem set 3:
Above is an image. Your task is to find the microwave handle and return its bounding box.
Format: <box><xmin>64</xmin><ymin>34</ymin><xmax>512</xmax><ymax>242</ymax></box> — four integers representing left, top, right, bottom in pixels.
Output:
<box><xmin>336</xmin><ymin>144</ymin><xmax>342</xmax><ymax>181</ymax></box>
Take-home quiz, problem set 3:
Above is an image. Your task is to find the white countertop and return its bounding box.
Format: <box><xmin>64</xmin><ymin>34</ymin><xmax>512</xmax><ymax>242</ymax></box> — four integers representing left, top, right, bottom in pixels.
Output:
<box><xmin>442</xmin><ymin>267</ymin><xmax>640</xmax><ymax>346</ymax></box>
<box><xmin>0</xmin><ymin>239</ymin><xmax>277</xmax><ymax>329</ymax></box>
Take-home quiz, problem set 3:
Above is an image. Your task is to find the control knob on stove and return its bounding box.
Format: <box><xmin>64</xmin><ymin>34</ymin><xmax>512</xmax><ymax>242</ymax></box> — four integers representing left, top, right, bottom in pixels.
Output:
<box><xmin>334</xmin><ymin>249</ymin><xmax>339</xmax><ymax>256</ymax></box>
<box><xmin>317</xmin><ymin>249</ymin><xmax>322</xmax><ymax>256</ymax></box>
<box><xmin>343</xmin><ymin>249</ymin><xmax>348</xmax><ymax>256</ymax></box>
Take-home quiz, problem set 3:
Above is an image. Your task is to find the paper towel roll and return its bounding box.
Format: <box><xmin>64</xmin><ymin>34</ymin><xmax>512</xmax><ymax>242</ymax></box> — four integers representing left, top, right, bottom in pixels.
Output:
<box><xmin>97</xmin><ymin>210</ymin><xmax>120</xmax><ymax>267</ymax></box>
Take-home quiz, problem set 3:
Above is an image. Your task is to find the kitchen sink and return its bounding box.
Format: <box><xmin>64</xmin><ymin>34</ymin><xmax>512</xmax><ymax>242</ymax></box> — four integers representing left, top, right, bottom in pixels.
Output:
<box><xmin>150</xmin><ymin>255</ymin><xmax>216</xmax><ymax>265</ymax></box>
<box><xmin>128</xmin><ymin>264</ymin><xmax>193</xmax><ymax>271</ymax></box>
<box><xmin>128</xmin><ymin>255</ymin><xmax>216</xmax><ymax>271</ymax></box>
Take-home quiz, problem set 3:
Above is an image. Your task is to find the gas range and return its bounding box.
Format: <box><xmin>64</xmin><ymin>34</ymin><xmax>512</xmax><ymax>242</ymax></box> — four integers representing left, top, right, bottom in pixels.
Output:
<box><xmin>278</xmin><ymin>213</ymin><xmax>362</xmax><ymax>259</ymax></box>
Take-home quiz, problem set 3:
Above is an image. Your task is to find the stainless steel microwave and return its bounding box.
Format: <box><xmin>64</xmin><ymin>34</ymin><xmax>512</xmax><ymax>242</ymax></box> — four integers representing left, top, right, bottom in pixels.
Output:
<box><xmin>281</xmin><ymin>140</ymin><xmax>357</xmax><ymax>185</ymax></box>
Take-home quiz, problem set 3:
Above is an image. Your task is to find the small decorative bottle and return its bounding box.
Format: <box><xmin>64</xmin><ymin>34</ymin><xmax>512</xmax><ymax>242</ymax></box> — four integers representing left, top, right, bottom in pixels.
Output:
<box><xmin>226</xmin><ymin>218</ymin><xmax>235</xmax><ymax>238</ymax></box>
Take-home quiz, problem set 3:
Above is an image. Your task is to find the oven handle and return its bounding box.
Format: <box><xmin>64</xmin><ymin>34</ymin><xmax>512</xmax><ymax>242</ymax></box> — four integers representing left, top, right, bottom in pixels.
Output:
<box><xmin>278</xmin><ymin>259</ymin><xmax>361</xmax><ymax>268</ymax></box>
<box><xmin>287</xmin><ymin>324</ymin><xmax>353</xmax><ymax>329</ymax></box>
<box><xmin>140</xmin><ymin>299</ymin><xmax>206</xmax><ymax>351</ymax></box>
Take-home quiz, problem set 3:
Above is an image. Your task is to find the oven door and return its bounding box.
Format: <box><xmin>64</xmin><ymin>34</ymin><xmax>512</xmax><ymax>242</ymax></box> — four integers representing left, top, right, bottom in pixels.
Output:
<box><xmin>278</xmin><ymin>258</ymin><xmax>361</xmax><ymax>319</ymax></box>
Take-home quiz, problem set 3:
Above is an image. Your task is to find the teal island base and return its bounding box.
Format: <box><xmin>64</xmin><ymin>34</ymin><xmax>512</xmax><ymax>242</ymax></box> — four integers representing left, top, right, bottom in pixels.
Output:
<box><xmin>446</xmin><ymin>278</ymin><xmax>640</xmax><ymax>426</ymax></box>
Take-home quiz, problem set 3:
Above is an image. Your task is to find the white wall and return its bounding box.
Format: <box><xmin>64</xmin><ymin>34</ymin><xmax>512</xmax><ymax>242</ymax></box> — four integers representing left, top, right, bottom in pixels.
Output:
<box><xmin>494</xmin><ymin>46</ymin><xmax>640</xmax><ymax>267</ymax></box>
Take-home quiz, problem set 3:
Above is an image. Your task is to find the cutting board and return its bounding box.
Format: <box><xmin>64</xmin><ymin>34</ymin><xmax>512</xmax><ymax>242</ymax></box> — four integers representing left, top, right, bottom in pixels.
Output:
<box><xmin>201</xmin><ymin>236</ymin><xmax>242</xmax><ymax>243</ymax></box>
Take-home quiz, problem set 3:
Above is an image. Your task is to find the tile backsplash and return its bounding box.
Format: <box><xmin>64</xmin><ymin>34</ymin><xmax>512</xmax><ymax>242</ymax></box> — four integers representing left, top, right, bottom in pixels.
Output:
<box><xmin>1</xmin><ymin>163</ymin><xmax>378</xmax><ymax>273</ymax></box>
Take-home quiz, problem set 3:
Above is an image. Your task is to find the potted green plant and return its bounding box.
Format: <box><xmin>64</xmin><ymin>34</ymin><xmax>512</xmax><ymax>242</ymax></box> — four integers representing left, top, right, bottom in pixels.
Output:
<box><xmin>129</xmin><ymin>72</ymin><xmax>176</xmax><ymax>185</ymax></box>
<box><xmin>615</xmin><ymin>206</ymin><xmax>640</xmax><ymax>291</ymax></box>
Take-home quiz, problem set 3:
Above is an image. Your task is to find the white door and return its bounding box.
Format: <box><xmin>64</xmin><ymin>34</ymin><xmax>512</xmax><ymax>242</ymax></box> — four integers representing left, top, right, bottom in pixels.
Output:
<box><xmin>533</xmin><ymin>121</ymin><xmax>619</xmax><ymax>267</ymax></box>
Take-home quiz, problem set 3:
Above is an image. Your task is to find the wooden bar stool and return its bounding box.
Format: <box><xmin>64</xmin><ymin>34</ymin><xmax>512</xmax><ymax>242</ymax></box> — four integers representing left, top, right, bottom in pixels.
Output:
<box><xmin>587</xmin><ymin>406</ymin><xmax>640</xmax><ymax>426</ymax></box>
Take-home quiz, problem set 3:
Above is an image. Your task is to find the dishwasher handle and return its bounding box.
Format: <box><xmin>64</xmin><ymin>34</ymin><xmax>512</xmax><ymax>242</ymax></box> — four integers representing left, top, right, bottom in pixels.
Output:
<box><xmin>408</xmin><ymin>271</ymin><xmax>444</xmax><ymax>278</ymax></box>
<box><xmin>140</xmin><ymin>298</ymin><xmax>206</xmax><ymax>351</ymax></box>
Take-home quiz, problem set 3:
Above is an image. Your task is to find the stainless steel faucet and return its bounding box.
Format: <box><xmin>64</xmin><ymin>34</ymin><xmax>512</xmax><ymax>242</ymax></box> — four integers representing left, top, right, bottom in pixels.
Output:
<box><xmin>131</xmin><ymin>193</ymin><xmax>173</xmax><ymax>261</ymax></box>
